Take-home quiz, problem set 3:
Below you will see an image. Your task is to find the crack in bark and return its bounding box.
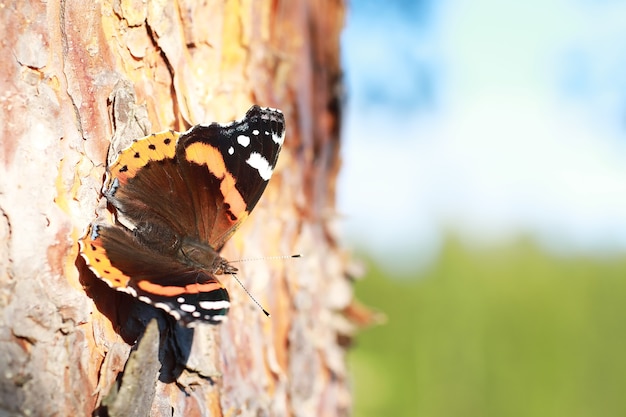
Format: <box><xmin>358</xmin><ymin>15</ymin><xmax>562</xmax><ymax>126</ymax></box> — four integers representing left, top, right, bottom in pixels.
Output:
<box><xmin>58</xmin><ymin>0</ymin><xmax>85</xmax><ymax>139</ymax></box>
<box><xmin>144</xmin><ymin>22</ymin><xmax>179</xmax><ymax>126</ymax></box>
<box><xmin>0</xmin><ymin>206</ymin><xmax>13</xmax><ymax>280</ymax></box>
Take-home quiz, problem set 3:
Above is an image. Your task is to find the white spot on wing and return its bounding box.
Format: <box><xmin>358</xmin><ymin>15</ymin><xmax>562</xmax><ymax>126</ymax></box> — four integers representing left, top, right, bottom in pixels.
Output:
<box><xmin>237</xmin><ymin>135</ymin><xmax>250</xmax><ymax>147</ymax></box>
<box><xmin>154</xmin><ymin>302</ymin><xmax>171</xmax><ymax>312</ymax></box>
<box><xmin>272</xmin><ymin>131</ymin><xmax>285</xmax><ymax>146</ymax></box>
<box><xmin>138</xmin><ymin>295</ymin><xmax>152</xmax><ymax>304</ymax></box>
<box><xmin>228</xmin><ymin>146</ymin><xmax>234</xmax><ymax>155</ymax></box>
<box><xmin>199</xmin><ymin>300</ymin><xmax>231</xmax><ymax>311</ymax></box>
<box><xmin>246</xmin><ymin>152</ymin><xmax>273</xmax><ymax>181</ymax></box>
<box><xmin>180</xmin><ymin>304</ymin><xmax>196</xmax><ymax>313</ymax></box>
<box><xmin>252</xmin><ymin>129</ymin><xmax>260</xmax><ymax>135</ymax></box>
<box><xmin>122</xmin><ymin>287</ymin><xmax>138</xmax><ymax>297</ymax></box>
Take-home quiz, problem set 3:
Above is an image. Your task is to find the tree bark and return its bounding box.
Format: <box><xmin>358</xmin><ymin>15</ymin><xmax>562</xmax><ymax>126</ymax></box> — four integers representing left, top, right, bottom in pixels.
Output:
<box><xmin>0</xmin><ymin>1</ymin><xmax>352</xmax><ymax>416</ymax></box>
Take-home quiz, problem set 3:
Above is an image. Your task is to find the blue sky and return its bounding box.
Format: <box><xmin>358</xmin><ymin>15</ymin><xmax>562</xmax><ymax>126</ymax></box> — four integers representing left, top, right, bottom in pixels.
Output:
<box><xmin>338</xmin><ymin>0</ymin><xmax>626</xmax><ymax>270</ymax></box>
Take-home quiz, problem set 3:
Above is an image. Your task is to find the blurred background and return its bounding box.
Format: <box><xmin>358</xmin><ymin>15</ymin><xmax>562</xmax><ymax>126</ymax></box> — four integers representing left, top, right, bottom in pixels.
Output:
<box><xmin>338</xmin><ymin>0</ymin><xmax>626</xmax><ymax>415</ymax></box>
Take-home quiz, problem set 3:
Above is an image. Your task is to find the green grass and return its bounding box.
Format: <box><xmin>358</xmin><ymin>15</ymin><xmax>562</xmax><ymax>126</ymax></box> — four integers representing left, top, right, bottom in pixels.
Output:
<box><xmin>350</xmin><ymin>237</ymin><xmax>626</xmax><ymax>417</ymax></box>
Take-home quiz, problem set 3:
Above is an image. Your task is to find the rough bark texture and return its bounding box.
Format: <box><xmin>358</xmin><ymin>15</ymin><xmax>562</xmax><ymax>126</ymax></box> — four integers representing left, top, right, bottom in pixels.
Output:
<box><xmin>0</xmin><ymin>1</ymin><xmax>353</xmax><ymax>416</ymax></box>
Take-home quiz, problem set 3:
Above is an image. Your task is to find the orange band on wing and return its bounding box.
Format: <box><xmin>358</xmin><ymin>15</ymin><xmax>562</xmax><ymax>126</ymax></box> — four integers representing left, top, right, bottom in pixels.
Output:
<box><xmin>79</xmin><ymin>226</ymin><xmax>132</xmax><ymax>288</ymax></box>
<box><xmin>185</xmin><ymin>142</ymin><xmax>247</xmax><ymax>222</ymax></box>
<box><xmin>136</xmin><ymin>280</ymin><xmax>224</xmax><ymax>297</ymax></box>
<box><xmin>220</xmin><ymin>174</ymin><xmax>247</xmax><ymax>221</ymax></box>
<box><xmin>108</xmin><ymin>131</ymin><xmax>179</xmax><ymax>186</ymax></box>
<box><xmin>185</xmin><ymin>142</ymin><xmax>227</xmax><ymax>177</ymax></box>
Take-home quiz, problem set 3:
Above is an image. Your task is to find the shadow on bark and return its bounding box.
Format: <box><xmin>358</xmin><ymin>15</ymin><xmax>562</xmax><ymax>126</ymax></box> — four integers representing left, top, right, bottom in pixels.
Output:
<box><xmin>76</xmin><ymin>254</ymin><xmax>208</xmax><ymax>384</ymax></box>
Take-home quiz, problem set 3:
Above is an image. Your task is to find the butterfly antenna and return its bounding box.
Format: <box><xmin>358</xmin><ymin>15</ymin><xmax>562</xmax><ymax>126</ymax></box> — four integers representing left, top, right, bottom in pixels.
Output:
<box><xmin>232</xmin><ymin>274</ymin><xmax>271</xmax><ymax>317</ymax></box>
<box><xmin>230</xmin><ymin>254</ymin><xmax>302</xmax><ymax>263</ymax></box>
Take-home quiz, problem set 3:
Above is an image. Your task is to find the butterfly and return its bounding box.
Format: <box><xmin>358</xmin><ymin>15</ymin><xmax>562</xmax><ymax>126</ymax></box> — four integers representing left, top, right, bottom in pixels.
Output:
<box><xmin>79</xmin><ymin>105</ymin><xmax>285</xmax><ymax>325</ymax></box>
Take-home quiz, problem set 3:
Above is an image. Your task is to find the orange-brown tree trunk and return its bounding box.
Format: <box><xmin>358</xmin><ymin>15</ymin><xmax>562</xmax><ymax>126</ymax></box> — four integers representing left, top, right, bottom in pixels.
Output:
<box><xmin>0</xmin><ymin>1</ymin><xmax>353</xmax><ymax>416</ymax></box>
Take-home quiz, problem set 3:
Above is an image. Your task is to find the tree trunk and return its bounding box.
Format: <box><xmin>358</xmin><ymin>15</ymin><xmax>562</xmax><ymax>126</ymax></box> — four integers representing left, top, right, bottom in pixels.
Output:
<box><xmin>0</xmin><ymin>1</ymin><xmax>352</xmax><ymax>416</ymax></box>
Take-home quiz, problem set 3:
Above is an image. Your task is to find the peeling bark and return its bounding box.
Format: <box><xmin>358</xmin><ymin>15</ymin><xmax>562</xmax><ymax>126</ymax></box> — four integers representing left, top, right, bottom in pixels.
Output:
<box><xmin>0</xmin><ymin>1</ymin><xmax>352</xmax><ymax>416</ymax></box>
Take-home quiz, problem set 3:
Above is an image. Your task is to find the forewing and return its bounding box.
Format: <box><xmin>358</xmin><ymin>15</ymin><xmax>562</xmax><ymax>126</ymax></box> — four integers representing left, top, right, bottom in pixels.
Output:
<box><xmin>176</xmin><ymin>105</ymin><xmax>285</xmax><ymax>249</ymax></box>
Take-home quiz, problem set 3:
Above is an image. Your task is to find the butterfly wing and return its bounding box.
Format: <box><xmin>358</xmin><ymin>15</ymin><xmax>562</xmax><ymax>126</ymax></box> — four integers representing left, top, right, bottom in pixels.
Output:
<box><xmin>80</xmin><ymin>223</ymin><xmax>230</xmax><ymax>324</ymax></box>
<box><xmin>176</xmin><ymin>105</ymin><xmax>285</xmax><ymax>248</ymax></box>
<box><xmin>102</xmin><ymin>130</ymin><xmax>197</xmax><ymax>239</ymax></box>
<box><xmin>103</xmin><ymin>106</ymin><xmax>285</xmax><ymax>247</ymax></box>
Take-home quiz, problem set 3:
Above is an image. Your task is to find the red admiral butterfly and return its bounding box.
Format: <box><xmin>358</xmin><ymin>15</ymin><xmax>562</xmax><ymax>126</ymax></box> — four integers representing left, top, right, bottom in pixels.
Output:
<box><xmin>79</xmin><ymin>105</ymin><xmax>285</xmax><ymax>325</ymax></box>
